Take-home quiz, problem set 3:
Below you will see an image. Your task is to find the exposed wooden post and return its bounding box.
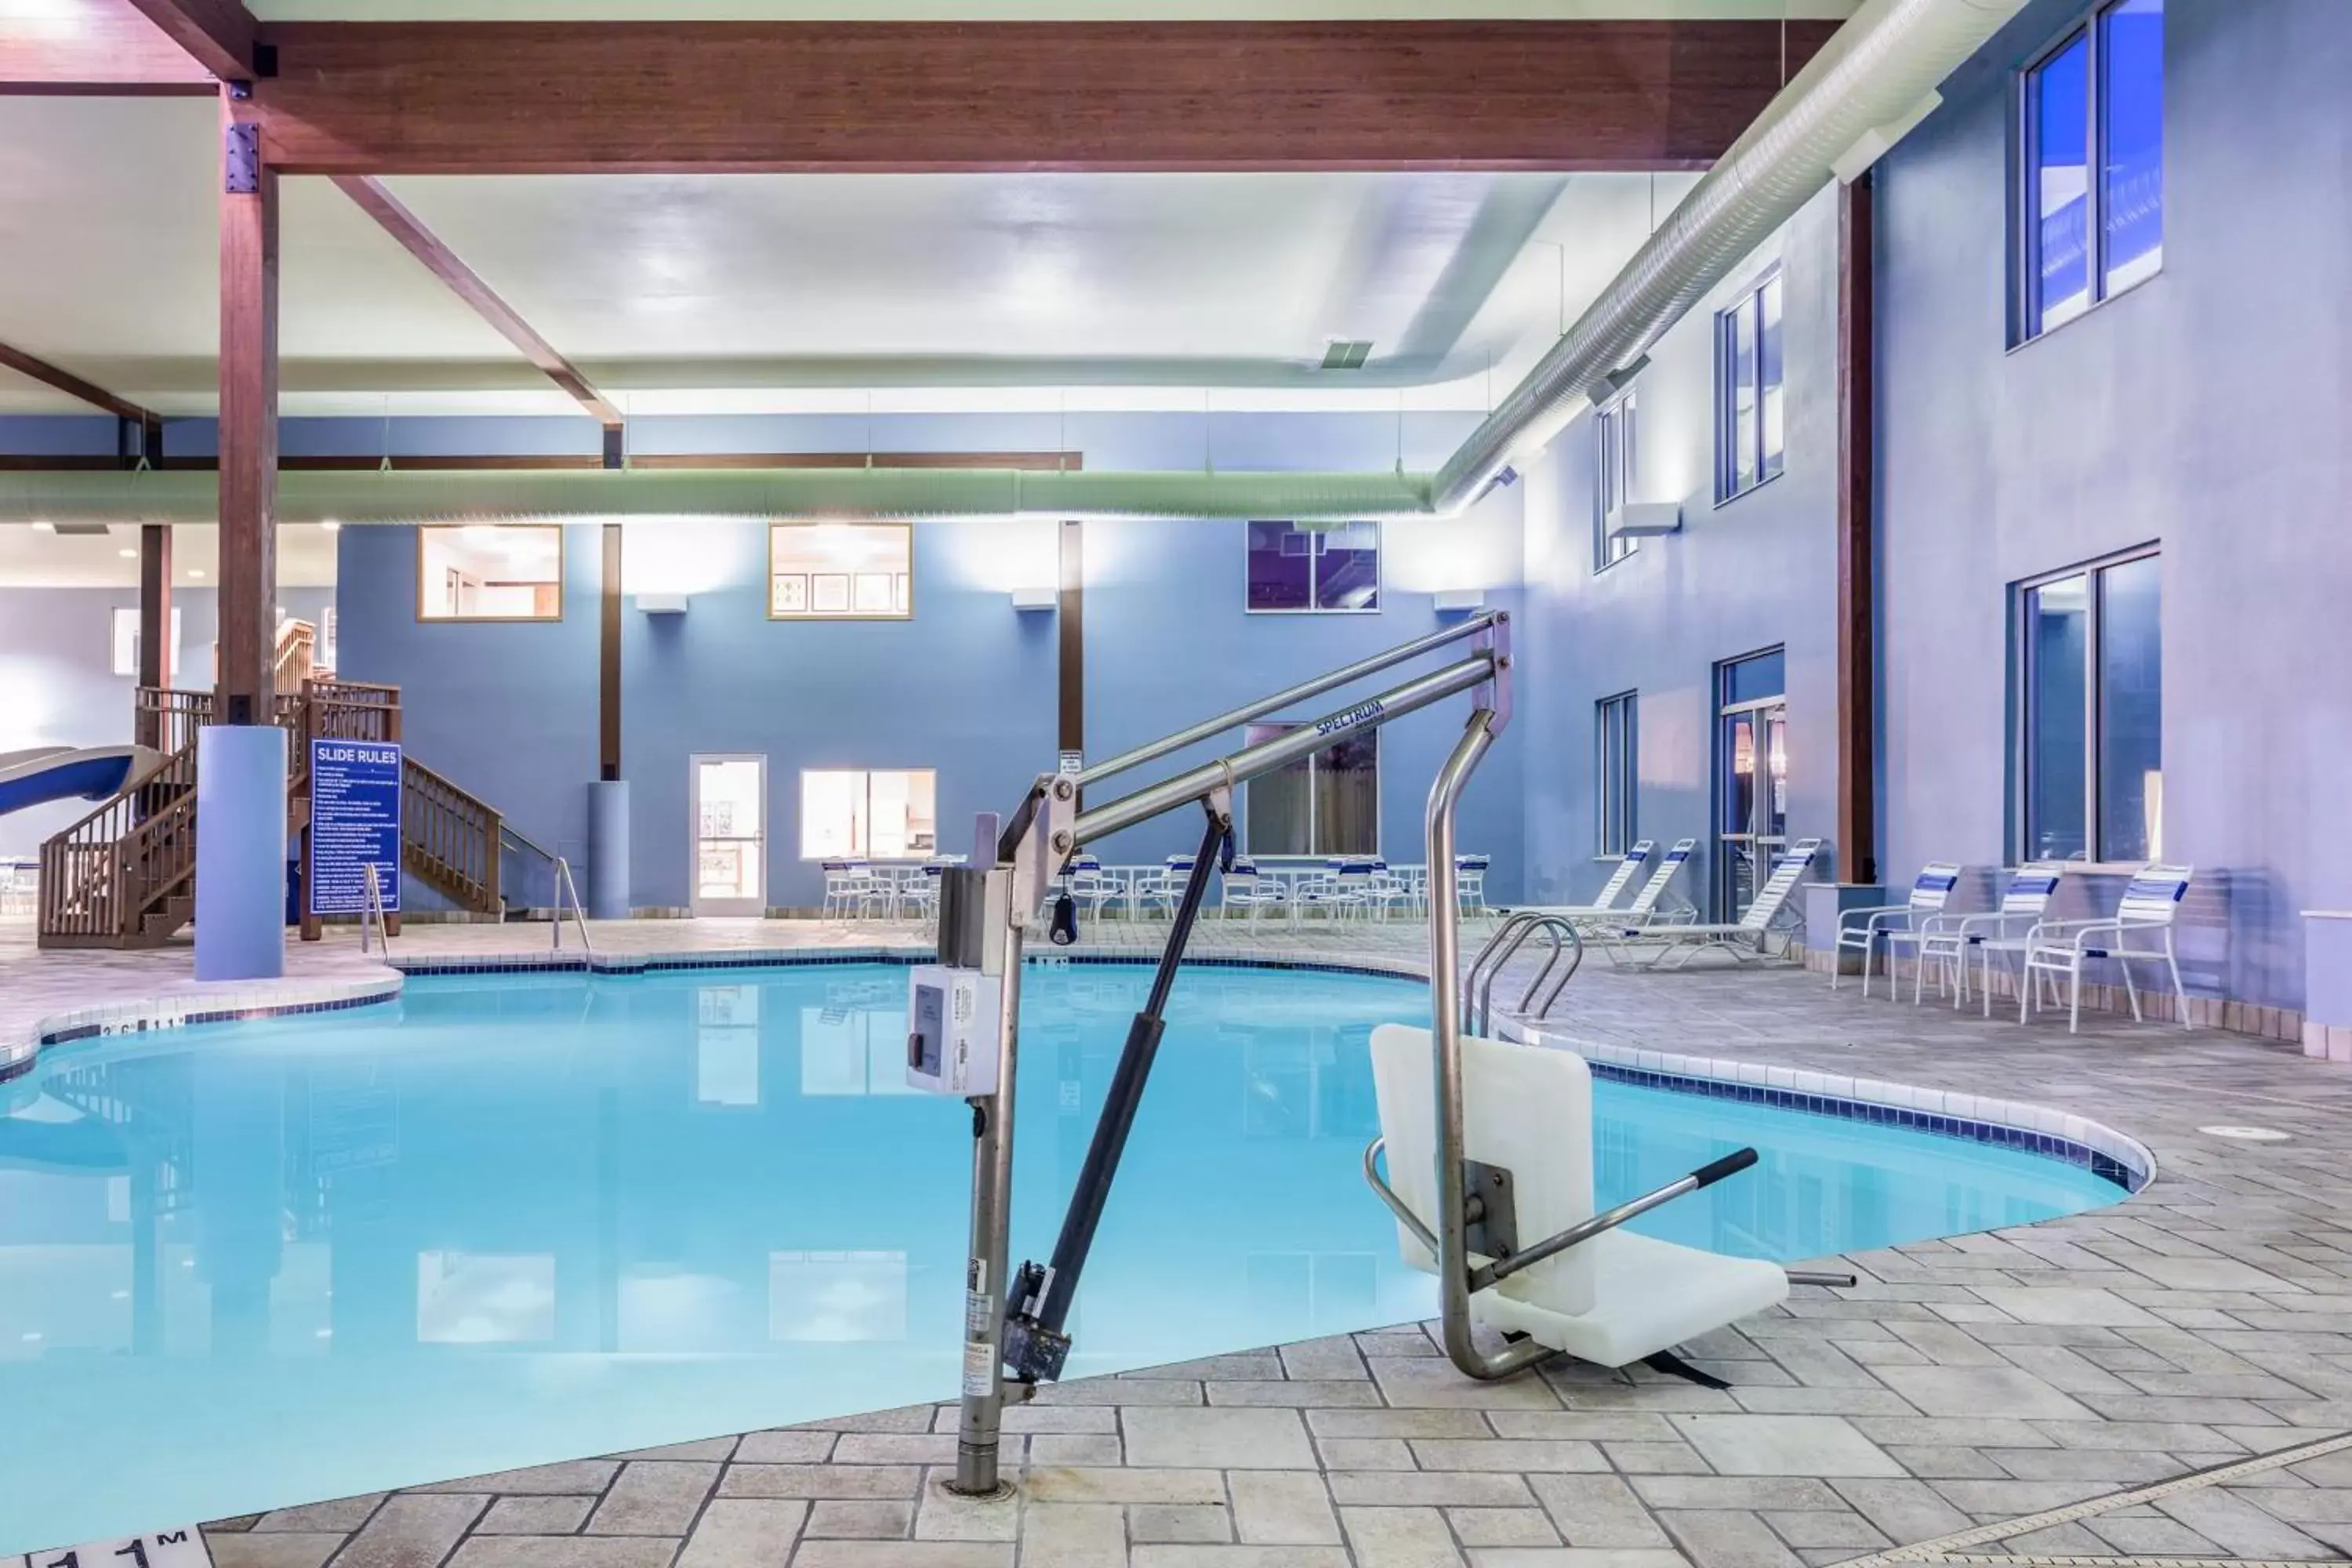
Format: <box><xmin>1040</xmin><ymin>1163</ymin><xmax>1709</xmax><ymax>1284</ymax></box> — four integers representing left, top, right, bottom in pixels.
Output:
<box><xmin>1058</xmin><ymin>518</ymin><xmax>1083</xmax><ymax>775</ymax></box>
<box><xmin>601</xmin><ymin>524</ymin><xmax>622</xmax><ymax>782</ymax></box>
<box><xmin>136</xmin><ymin>524</ymin><xmax>173</xmax><ymax>750</ymax></box>
<box><xmin>215</xmin><ymin>87</ymin><xmax>278</xmax><ymax>728</ymax></box>
<box><xmin>1835</xmin><ymin>172</ymin><xmax>1878</xmax><ymax>887</ymax></box>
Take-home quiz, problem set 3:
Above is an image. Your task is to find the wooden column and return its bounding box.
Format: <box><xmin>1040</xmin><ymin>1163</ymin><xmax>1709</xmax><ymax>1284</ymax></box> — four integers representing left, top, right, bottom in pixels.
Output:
<box><xmin>136</xmin><ymin>524</ymin><xmax>173</xmax><ymax>750</ymax></box>
<box><xmin>216</xmin><ymin>89</ymin><xmax>278</xmax><ymax>727</ymax></box>
<box><xmin>1058</xmin><ymin>519</ymin><xmax>1083</xmax><ymax>764</ymax></box>
<box><xmin>600</xmin><ymin>523</ymin><xmax>622</xmax><ymax>782</ymax></box>
<box><xmin>1835</xmin><ymin>172</ymin><xmax>1878</xmax><ymax>887</ymax></box>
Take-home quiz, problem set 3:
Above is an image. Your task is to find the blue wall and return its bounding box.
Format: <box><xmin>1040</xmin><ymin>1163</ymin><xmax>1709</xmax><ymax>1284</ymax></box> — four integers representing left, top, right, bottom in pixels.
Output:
<box><xmin>1873</xmin><ymin>0</ymin><xmax>2352</xmax><ymax>1011</ymax></box>
<box><xmin>1516</xmin><ymin>187</ymin><xmax>1846</xmax><ymax>919</ymax></box>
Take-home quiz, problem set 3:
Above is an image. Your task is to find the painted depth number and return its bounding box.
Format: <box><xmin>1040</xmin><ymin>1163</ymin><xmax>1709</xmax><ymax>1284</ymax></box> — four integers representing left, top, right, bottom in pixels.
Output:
<box><xmin>8</xmin><ymin>1530</ymin><xmax>211</xmax><ymax>1568</ymax></box>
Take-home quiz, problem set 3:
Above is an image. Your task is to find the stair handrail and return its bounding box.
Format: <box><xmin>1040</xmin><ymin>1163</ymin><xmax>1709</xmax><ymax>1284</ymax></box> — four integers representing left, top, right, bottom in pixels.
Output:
<box><xmin>551</xmin><ymin>855</ymin><xmax>593</xmax><ymax>957</ymax></box>
<box><xmin>360</xmin><ymin>861</ymin><xmax>392</xmax><ymax>956</ymax></box>
<box><xmin>1465</xmin><ymin>913</ymin><xmax>1584</xmax><ymax>1035</ymax></box>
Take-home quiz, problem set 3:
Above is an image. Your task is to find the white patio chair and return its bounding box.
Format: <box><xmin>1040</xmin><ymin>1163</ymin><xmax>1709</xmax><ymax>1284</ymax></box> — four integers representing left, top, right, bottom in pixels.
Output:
<box><xmin>1601</xmin><ymin>839</ymin><xmax>1822</xmax><ymax>970</ymax></box>
<box><xmin>1140</xmin><ymin>855</ymin><xmax>1197</xmax><ymax>919</ymax></box>
<box><xmin>820</xmin><ymin>860</ymin><xmax>881</xmax><ymax>920</ymax></box>
<box><xmin>1455</xmin><ymin>854</ymin><xmax>1492</xmax><ymax>916</ymax></box>
<box><xmin>1832</xmin><ymin>862</ymin><xmax>1961</xmax><ymax>996</ymax></box>
<box><xmin>1066</xmin><ymin>856</ymin><xmax>1123</xmax><ymax>921</ymax></box>
<box><xmin>1218</xmin><ymin>859</ymin><xmax>1288</xmax><ymax>925</ymax></box>
<box><xmin>1368</xmin><ymin>1025</ymin><xmax>1788</xmax><ymax>1377</ymax></box>
<box><xmin>1916</xmin><ymin>862</ymin><xmax>2064</xmax><ymax>1012</ymax></box>
<box><xmin>2018</xmin><ymin>863</ymin><xmax>2194</xmax><ymax>1033</ymax></box>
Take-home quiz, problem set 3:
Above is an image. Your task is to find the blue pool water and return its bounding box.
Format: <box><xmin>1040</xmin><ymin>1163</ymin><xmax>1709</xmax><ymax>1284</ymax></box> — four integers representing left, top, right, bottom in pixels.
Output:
<box><xmin>0</xmin><ymin>961</ymin><xmax>2125</xmax><ymax>1551</ymax></box>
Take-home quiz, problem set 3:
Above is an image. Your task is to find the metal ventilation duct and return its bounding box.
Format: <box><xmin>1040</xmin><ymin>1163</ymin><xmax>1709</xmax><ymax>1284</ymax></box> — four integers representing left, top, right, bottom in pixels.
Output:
<box><xmin>0</xmin><ymin>0</ymin><xmax>2021</xmax><ymax>528</ymax></box>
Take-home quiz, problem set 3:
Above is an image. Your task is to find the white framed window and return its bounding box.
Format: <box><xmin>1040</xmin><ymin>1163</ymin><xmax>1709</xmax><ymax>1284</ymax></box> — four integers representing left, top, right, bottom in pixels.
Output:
<box><xmin>2018</xmin><ymin>0</ymin><xmax>2163</xmax><ymax>341</ymax></box>
<box><xmin>109</xmin><ymin>605</ymin><xmax>183</xmax><ymax>679</ymax></box>
<box><xmin>1245</xmin><ymin>521</ymin><xmax>1380</xmax><ymax>613</ymax></box>
<box><xmin>1241</xmin><ymin>724</ymin><xmax>1377</xmax><ymax>857</ymax></box>
<box><xmin>418</xmin><ymin>525</ymin><xmax>563</xmax><ymax>621</ymax></box>
<box><xmin>1715</xmin><ymin>270</ymin><xmax>1785</xmax><ymax>503</ymax></box>
<box><xmin>771</xmin><ymin>522</ymin><xmax>912</xmax><ymax>620</ymax></box>
<box><xmin>1595</xmin><ymin>691</ymin><xmax>1639</xmax><ymax>856</ymax></box>
<box><xmin>2015</xmin><ymin>547</ymin><xmax>2161</xmax><ymax>863</ymax></box>
<box><xmin>1592</xmin><ymin>393</ymin><xmax>1638</xmax><ymax>572</ymax></box>
<box><xmin>800</xmin><ymin>769</ymin><xmax>938</xmax><ymax>858</ymax></box>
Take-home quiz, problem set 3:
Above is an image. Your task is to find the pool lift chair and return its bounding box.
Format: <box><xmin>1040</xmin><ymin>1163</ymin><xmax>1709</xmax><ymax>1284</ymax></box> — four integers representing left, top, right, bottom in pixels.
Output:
<box><xmin>916</xmin><ymin>610</ymin><xmax>1849</xmax><ymax>1500</ymax></box>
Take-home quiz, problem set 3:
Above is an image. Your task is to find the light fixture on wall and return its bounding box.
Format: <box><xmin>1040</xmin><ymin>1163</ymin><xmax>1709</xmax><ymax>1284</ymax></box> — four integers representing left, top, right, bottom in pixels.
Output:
<box><xmin>635</xmin><ymin>593</ymin><xmax>689</xmax><ymax>615</ymax></box>
<box><xmin>321</xmin><ymin>519</ymin><xmax>343</xmax><ymax>533</ymax></box>
<box><xmin>1605</xmin><ymin>501</ymin><xmax>1684</xmax><ymax>542</ymax></box>
<box><xmin>1010</xmin><ymin>586</ymin><xmax>1057</xmax><ymax>613</ymax></box>
<box><xmin>1433</xmin><ymin>589</ymin><xmax>1487</xmax><ymax>615</ymax></box>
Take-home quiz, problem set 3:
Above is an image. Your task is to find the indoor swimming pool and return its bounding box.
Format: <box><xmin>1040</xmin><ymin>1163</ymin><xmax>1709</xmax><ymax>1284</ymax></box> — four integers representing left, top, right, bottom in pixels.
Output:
<box><xmin>0</xmin><ymin>960</ymin><xmax>2129</xmax><ymax>1552</ymax></box>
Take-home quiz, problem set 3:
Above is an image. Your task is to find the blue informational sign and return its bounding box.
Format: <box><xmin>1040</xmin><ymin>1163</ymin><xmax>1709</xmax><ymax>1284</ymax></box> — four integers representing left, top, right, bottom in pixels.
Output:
<box><xmin>309</xmin><ymin>739</ymin><xmax>403</xmax><ymax>915</ymax></box>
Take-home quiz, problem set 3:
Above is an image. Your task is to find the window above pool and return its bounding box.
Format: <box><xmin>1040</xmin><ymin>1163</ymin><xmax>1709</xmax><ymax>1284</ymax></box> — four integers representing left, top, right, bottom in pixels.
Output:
<box><xmin>1714</xmin><ymin>269</ymin><xmax>1784</xmax><ymax>505</ymax></box>
<box><xmin>417</xmin><ymin>524</ymin><xmax>563</xmax><ymax>622</ymax></box>
<box><xmin>2016</xmin><ymin>0</ymin><xmax>2164</xmax><ymax>343</ymax></box>
<box><xmin>1246</xmin><ymin>521</ymin><xmax>1380</xmax><ymax>613</ymax></box>
<box><xmin>771</xmin><ymin>521</ymin><xmax>911</xmax><ymax>620</ymax></box>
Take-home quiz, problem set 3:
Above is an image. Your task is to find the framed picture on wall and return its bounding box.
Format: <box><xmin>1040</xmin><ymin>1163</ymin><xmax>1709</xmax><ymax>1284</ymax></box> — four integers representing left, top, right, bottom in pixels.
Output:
<box><xmin>853</xmin><ymin>573</ymin><xmax>895</xmax><ymax>613</ymax></box>
<box><xmin>811</xmin><ymin>574</ymin><xmax>851</xmax><ymax>614</ymax></box>
<box><xmin>771</xmin><ymin>573</ymin><xmax>809</xmax><ymax>615</ymax></box>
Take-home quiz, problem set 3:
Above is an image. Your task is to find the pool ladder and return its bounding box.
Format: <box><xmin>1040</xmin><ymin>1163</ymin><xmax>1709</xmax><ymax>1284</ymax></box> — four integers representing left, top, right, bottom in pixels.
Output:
<box><xmin>1464</xmin><ymin>913</ymin><xmax>1584</xmax><ymax>1034</ymax></box>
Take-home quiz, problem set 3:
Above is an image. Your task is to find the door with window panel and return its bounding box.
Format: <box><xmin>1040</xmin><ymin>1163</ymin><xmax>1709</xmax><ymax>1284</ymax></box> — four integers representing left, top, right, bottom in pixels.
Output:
<box><xmin>691</xmin><ymin>755</ymin><xmax>767</xmax><ymax>916</ymax></box>
<box><xmin>1714</xmin><ymin>651</ymin><xmax>1788</xmax><ymax>920</ymax></box>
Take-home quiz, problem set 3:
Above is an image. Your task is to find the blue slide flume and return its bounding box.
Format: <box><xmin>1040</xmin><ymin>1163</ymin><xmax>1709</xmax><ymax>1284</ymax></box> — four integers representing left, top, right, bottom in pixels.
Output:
<box><xmin>0</xmin><ymin>746</ymin><xmax>162</xmax><ymax>818</ymax></box>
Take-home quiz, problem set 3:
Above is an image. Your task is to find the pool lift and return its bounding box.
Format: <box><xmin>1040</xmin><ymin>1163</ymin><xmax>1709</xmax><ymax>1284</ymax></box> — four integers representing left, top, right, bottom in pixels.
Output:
<box><xmin>908</xmin><ymin>609</ymin><xmax>1846</xmax><ymax>1500</ymax></box>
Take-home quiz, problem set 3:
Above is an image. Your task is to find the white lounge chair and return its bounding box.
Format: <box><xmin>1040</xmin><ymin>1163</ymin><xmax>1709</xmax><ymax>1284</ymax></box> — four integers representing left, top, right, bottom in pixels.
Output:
<box><xmin>1512</xmin><ymin>839</ymin><xmax>1697</xmax><ymax>932</ymax></box>
<box><xmin>1367</xmin><ymin>1025</ymin><xmax>1789</xmax><ymax>1380</ymax></box>
<box><xmin>1831</xmin><ymin>862</ymin><xmax>1961</xmax><ymax>996</ymax></box>
<box><xmin>1915</xmin><ymin>862</ymin><xmax>2063</xmax><ymax>1011</ymax></box>
<box><xmin>1218</xmin><ymin>858</ymin><xmax>1288</xmax><ymax>924</ymax></box>
<box><xmin>1601</xmin><ymin>838</ymin><xmax>1822</xmax><ymax>969</ymax></box>
<box><xmin>2017</xmin><ymin>863</ymin><xmax>2194</xmax><ymax>1033</ymax></box>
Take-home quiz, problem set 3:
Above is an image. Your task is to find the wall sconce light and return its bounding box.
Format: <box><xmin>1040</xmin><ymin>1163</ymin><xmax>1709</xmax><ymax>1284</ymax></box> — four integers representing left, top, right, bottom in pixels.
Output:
<box><xmin>1011</xmin><ymin>586</ymin><xmax>1058</xmax><ymax>612</ymax></box>
<box><xmin>1433</xmin><ymin>589</ymin><xmax>1487</xmax><ymax>614</ymax></box>
<box><xmin>635</xmin><ymin>593</ymin><xmax>689</xmax><ymax>615</ymax></box>
<box><xmin>1606</xmin><ymin>502</ymin><xmax>1684</xmax><ymax>541</ymax></box>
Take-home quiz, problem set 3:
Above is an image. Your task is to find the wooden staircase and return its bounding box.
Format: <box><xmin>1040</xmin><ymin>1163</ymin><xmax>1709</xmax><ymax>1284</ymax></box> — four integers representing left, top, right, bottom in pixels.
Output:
<box><xmin>37</xmin><ymin>668</ymin><xmax>511</xmax><ymax>949</ymax></box>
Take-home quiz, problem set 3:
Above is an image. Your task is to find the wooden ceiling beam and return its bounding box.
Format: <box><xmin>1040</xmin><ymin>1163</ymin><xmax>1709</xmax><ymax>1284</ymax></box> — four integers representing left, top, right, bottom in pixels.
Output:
<box><xmin>0</xmin><ymin>339</ymin><xmax>162</xmax><ymax>426</ymax></box>
<box><xmin>122</xmin><ymin>0</ymin><xmax>261</xmax><ymax>82</ymax></box>
<box><xmin>331</xmin><ymin>174</ymin><xmax>624</xmax><ymax>430</ymax></box>
<box><xmin>250</xmin><ymin>19</ymin><xmax>1835</xmax><ymax>174</ymax></box>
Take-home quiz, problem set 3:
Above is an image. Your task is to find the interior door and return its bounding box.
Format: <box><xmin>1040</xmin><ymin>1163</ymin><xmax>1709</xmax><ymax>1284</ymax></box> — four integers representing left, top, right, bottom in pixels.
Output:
<box><xmin>691</xmin><ymin>755</ymin><xmax>767</xmax><ymax>917</ymax></box>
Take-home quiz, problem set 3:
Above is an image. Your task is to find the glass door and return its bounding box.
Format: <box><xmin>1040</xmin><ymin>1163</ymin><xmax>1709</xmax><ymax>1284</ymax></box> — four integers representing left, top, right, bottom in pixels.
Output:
<box><xmin>1714</xmin><ymin>649</ymin><xmax>1788</xmax><ymax>920</ymax></box>
<box><xmin>691</xmin><ymin>755</ymin><xmax>767</xmax><ymax>917</ymax></box>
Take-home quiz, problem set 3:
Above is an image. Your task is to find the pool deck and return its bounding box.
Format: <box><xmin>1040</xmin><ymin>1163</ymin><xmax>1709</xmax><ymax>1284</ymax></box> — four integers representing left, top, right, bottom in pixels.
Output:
<box><xmin>10</xmin><ymin>915</ymin><xmax>2352</xmax><ymax>1567</ymax></box>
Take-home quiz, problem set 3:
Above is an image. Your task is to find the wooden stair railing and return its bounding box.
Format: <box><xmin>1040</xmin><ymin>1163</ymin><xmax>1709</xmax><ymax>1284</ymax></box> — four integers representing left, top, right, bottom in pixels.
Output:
<box><xmin>274</xmin><ymin>620</ymin><xmax>316</xmax><ymax>695</ymax></box>
<box><xmin>36</xmin><ymin>742</ymin><xmax>200</xmax><ymax>949</ymax></box>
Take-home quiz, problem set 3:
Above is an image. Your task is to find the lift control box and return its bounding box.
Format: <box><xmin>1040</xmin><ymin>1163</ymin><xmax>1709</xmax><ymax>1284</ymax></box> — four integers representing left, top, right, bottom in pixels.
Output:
<box><xmin>907</xmin><ymin>964</ymin><xmax>1002</xmax><ymax>1095</ymax></box>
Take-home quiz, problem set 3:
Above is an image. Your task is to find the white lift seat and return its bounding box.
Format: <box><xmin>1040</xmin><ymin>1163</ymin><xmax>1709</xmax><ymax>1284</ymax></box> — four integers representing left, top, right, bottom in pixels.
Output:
<box><xmin>1368</xmin><ymin>1023</ymin><xmax>1788</xmax><ymax>1370</ymax></box>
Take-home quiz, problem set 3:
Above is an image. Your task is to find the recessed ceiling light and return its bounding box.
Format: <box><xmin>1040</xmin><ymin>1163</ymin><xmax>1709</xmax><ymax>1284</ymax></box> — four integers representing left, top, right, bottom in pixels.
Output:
<box><xmin>189</xmin><ymin>568</ymin><xmax>206</xmax><ymax>579</ymax></box>
<box><xmin>32</xmin><ymin>521</ymin><xmax>54</xmax><ymax>532</ymax></box>
<box><xmin>321</xmin><ymin>519</ymin><xmax>343</xmax><ymax>532</ymax></box>
<box><xmin>118</xmin><ymin>548</ymin><xmax>136</xmax><ymax>558</ymax></box>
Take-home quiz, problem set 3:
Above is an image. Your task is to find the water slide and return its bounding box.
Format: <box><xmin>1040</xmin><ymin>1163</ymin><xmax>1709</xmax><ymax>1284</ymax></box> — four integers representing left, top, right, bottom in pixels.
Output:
<box><xmin>0</xmin><ymin>745</ymin><xmax>162</xmax><ymax>818</ymax></box>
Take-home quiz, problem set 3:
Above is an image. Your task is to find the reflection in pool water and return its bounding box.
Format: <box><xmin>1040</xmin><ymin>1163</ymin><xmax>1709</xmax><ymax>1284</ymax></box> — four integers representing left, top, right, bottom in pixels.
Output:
<box><xmin>0</xmin><ymin>962</ymin><xmax>2122</xmax><ymax>1551</ymax></box>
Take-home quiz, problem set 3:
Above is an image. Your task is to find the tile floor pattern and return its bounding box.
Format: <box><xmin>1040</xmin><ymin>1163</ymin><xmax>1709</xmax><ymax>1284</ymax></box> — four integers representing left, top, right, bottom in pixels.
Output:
<box><xmin>13</xmin><ymin>913</ymin><xmax>2352</xmax><ymax>1566</ymax></box>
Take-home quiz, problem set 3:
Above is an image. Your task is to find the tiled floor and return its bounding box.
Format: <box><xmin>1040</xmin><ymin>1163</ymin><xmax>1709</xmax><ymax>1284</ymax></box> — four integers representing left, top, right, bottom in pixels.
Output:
<box><xmin>12</xmin><ymin>913</ymin><xmax>2352</xmax><ymax>1567</ymax></box>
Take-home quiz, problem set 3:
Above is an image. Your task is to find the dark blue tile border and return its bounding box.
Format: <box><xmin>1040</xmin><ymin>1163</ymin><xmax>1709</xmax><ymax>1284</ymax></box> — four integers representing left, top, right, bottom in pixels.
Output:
<box><xmin>31</xmin><ymin>989</ymin><xmax>390</xmax><ymax>1051</ymax></box>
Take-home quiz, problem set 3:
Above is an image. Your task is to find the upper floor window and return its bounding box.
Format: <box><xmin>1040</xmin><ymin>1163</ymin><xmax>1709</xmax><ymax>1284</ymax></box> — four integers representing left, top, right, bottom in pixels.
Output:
<box><xmin>1247</xmin><ymin>521</ymin><xmax>1380</xmax><ymax>613</ymax></box>
<box><xmin>1592</xmin><ymin>394</ymin><xmax>1638</xmax><ymax>572</ymax></box>
<box><xmin>109</xmin><ymin>605</ymin><xmax>183</xmax><ymax>678</ymax></box>
<box><xmin>2020</xmin><ymin>0</ymin><xmax>2163</xmax><ymax>339</ymax></box>
<box><xmin>771</xmin><ymin>522</ymin><xmax>912</xmax><ymax>619</ymax></box>
<box><xmin>2015</xmin><ymin>548</ymin><xmax>2161</xmax><ymax>863</ymax></box>
<box><xmin>419</xmin><ymin>525</ymin><xmax>562</xmax><ymax>621</ymax></box>
<box><xmin>1714</xmin><ymin>271</ymin><xmax>1784</xmax><ymax>503</ymax></box>
<box><xmin>1595</xmin><ymin>691</ymin><xmax>1639</xmax><ymax>856</ymax></box>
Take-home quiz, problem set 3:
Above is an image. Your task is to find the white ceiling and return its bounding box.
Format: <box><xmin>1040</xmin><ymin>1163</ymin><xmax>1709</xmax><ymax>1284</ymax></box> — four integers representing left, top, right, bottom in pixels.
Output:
<box><xmin>248</xmin><ymin>2</ymin><xmax>1853</xmax><ymax>17</ymax></box>
<box><xmin>0</xmin><ymin>93</ymin><xmax>1702</xmax><ymax>418</ymax></box>
<box><xmin>0</xmin><ymin>524</ymin><xmax>340</xmax><ymax>587</ymax></box>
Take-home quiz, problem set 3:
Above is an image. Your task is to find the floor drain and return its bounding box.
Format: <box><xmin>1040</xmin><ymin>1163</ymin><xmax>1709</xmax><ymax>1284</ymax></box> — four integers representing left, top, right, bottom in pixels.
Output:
<box><xmin>2199</xmin><ymin>1123</ymin><xmax>2292</xmax><ymax>1141</ymax></box>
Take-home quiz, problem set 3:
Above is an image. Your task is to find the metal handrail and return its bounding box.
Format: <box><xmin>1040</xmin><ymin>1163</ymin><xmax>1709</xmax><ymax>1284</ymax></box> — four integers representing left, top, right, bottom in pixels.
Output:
<box><xmin>360</xmin><ymin>862</ymin><xmax>391</xmax><ymax>956</ymax></box>
<box><xmin>500</xmin><ymin>822</ymin><xmax>558</xmax><ymax>866</ymax></box>
<box><xmin>1465</xmin><ymin>913</ymin><xmax>1584</xmax><ymax>1036</ymax></box>
<box><xmin>552</xmin><ymin>855</ymin><xmax>593</xmax><ymax>956</ymax></box>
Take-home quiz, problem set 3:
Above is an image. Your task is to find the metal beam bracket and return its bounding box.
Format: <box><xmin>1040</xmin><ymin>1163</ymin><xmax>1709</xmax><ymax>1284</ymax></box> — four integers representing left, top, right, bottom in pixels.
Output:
<box><xmin>223</xmin><ymin>122</ymin><xmax>260</xmax><ymax>194</ymax></box>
